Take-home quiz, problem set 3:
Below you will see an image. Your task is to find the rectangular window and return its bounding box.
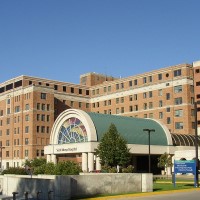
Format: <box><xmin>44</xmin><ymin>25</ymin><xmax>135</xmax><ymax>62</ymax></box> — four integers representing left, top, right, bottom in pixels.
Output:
<box><xmin>159</xmin><ymin>112</ymin><xmax>163</xmax><ymax>119</ymax></box>
<box><xmin>116</xmin><ymin>98</ymin><xmax>119</xmax><ymax>104</ymax></box>
<box><xmin>158</xmin><ymin>74</ymin><xmax>162</xmax><ymax>80</ymax></box>
<box><xmin>167</xmin><ymin>117</ymin><xmax>171</xmax><ymax>124</ymax></box>
<box><xmin>121</xmin><ymin>83</ymin><xmax>124</xmax><ymax>89</ymax></box>
<box><xmin>166</xmin><ymin>93</ymin><xmax>170</xmax><ymax>100</ymax></box>
<box><xmin>104</xmin><ymin>87</ymin><xmax>107</xmax><ymax>92</ymax></box>
<box><xmin>149</xmin><ymin>91</ymin><xmax>153</xmax><ymax>98</ymax></box>
<box><xmin>79</xmin><ymin>89</ymin><xmax>82</xmax><ymax>94</ymax></box>
<box><xmin>108</xmin><ymin>86</ymin><xmax>111</xmax><ymax>92</ymax></box>
<box><xmin>158</xmin><ymin>89</ymin><xmax>162</xmax><ymax>96</ymax></box>
<box><xmin>116</xmin><ymin>84</ymin><xmax>119</xmax><ymax>90</ymax></box>
<box><xmin>174</xmin><ymin>69</ymin><xmax>181</xmax><ymax>77</ymax></box>
<box><xmin>159</xmin><ymin>100</ymin><xmax>163</xmax><ymax>107</ymax></box>
<box><xmin>41</xmin><ymin>93</ymin><xmax>46</xmax><ymax>99</ymax></box>
<box><xmin>129</xmin><ymin>81</ymin><xmax>132</xmax><ymax>87</ymax></box>
<box><xmin>134</xmin><ymin>105</ymin><xmax>138</xmax><ymax>111</ymax></box>
<box><xmin>144</xmin><ymin>103</ymin><xmax>147</xmax><ymax>110</ymax></box>
<box><xmin>149</xmin><ymin>76</ymin><xmax>152</xmax><ymax>82</ymax></box>
<box><xmin>174</xmin><ymin>97</ymin><xmax>182</xmax><ymax>105</ymax></box>
<box><xmin>149</xmin><ymin>102</ymin><xmax>153</xmax><ymax>109</ymax></box>
<box><xmin>25</xmin><ymin>126</ymin><xmax>29</xmax><ymax>133</ymax></box>
<box><xmin>143</xmin><ymin>77</ymin><xmax>147</xmax><ymax>84</ymax></box>
<box><xmin>79</xmin><ymin>102</ymin><xmax>82</xmax><ymax>108</ymax></box>
<box><xmin>25</xmin><ymin>104</ymin><xmax>29</xmax><ymax>110</ymax></box>
<box><xmin>25</xmin><ymin>138</ymin><xmax>29</xmax><ymax>145</ymax></box>
<box><xmin>71</xmin><ymin>87</ymin><xmax>74</xmax><ymax>93</ymax></box>
<box><xmin>25</xmin><ymin>115</ymin><xmax>29</xmax><ymax>121</ymax></box>
<box><xmin>14</xmin><ymin>106</ymin><xmax>20</xmax><ymax>113</ymax></box>
<box><xmin>116</xmin><ymin>108</ymin><xmax>119</xmax><ymax>114</ymax></box>
<box><xmin>134</xmin><ymin>94</ymin><xmax>138</xmax><ymax>100</ymax></box>
<box><xmin>175</xmin><ymin>109</ymin><xmax>183</xmax><ymax>117</ymax></box>
<box><xmin>166</xmin><ymin>107</ymin><xmax>170</xmax><ymax>112</ymax></box>
<box><xmin>121</xmin><ymin>97</ymin><xmax>124</xmax><ymax>103</ymax></box>
<box><xmin>6</xmin><ymin>129</ymin><xmax>10</xmax><ymax>135</ymax></box>
<box><xmin>143</xmin><ymin>92</ymin><xmax>147</xmax><ymax>98</ymax></box>
<box><xmin>41</xmin><ymin>114</ymin><xmax>45</xmax><ymax>121</ymax></box>
<box><xmin>174</xmin><ymin>85</ymin><xmax>182</xmax><ymax>93</ymax></box>
<box><xmin>63</xmin><ymin>86</ymin><xmax>66</xmax><ymax>92</ymax></box>
<box><xmin>175</xmin><ymin>122</ymin><xmax>183</xmax><ymax>129</ymax></box>
<box><xmin>42</xmin><ymin>104</ymin><xmax>45</xmax><ymax>111</ymax></box>
<box><xmin>129</xmin><ymin>95</ymin><xmax>133</xmax><ymax>101</ymax></box>
<box><xmin>129</xmin><ymin>106</ymin><xmax>133</xmax><ymax>112</ymax></box>
<box><xmin>121</xmin><ymin>107</ymin><xmax>124</xmax><ymax>113</ymax></box>
<box><xmin>37</xmin><ymin>103</ymin><xmax>40</xmax><ymax>110</ymax></box>
<box><xmin>86</xmin><ymin>103</ymin><xmax>89</xmax><ymax>108</ymax></box>
<box><xmin>25</xmin><ymin>150</ymin><xmax>29</xmax><ymax>157</ymax></box>
<box><xmin>149</xmin><ymin>113</ymin><xmax>153</xmax><ymax>118</ymax></box>
<box><xmin>134</xmin><ymin>79</ymin><xmax>138</xmax><ymax>85</ymax></box>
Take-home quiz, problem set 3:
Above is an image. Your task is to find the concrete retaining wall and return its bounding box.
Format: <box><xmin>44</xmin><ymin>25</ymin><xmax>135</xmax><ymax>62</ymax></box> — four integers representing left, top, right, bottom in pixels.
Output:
<box><xmin>0</xmin><ymin>173</ymin><xmax>152</xmax><ymax>199</ymax></box>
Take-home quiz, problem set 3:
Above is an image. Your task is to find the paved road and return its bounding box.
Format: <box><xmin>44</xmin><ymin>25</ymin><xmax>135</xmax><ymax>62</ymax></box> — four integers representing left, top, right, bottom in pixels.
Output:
<box><xmin>106</xmin><ymin>190</ymin><xmax>200</xmax><ymax>200</ymax></box>
<box><xmin>83</xmin><ymin>189</ymin><xmax>200</xmax><ymax>200</ymax></box>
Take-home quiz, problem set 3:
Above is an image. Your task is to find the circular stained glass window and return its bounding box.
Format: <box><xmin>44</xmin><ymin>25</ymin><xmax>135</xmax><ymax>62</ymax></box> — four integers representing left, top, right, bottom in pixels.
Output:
<box><xmin>57</xmin><ymin>117</ymin><xmax>88</xmax><ymax>144</ymax></box>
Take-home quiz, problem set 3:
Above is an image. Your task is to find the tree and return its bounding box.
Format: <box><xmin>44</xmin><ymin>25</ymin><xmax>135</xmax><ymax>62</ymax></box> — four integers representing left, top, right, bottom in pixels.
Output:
<box><xmin>95</xmin><ymin>123</ymin><xmax>131</xmax><ymax>168</ymax></box>
<box><xmin>157</xmin><ymin>152</ymin><xmax>173</xmax><ymax>175</ymax></box>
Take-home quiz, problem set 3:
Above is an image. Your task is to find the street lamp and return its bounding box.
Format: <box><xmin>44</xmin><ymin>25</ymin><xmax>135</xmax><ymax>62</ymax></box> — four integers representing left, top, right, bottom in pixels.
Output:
<box><xmin>0</xmin><ymin>146</ymin><xmax>5</xmax><ymax>171</ymax></box>
<box><xmin>143</xmin><ymin>128</ymin><xmax>155</xmax><ymax>173</ymax></box>
<box><xmin>194</xmin><ymin>101</ymin><xmax>200</xmax><ymax>187</ymax></box>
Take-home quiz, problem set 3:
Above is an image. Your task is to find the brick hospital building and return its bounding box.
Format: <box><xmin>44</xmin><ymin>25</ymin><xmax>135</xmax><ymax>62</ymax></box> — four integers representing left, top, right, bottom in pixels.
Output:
<box><xmin>0</xmin><ymin>60</ymin><xmax>200</xmax><ymax>170</ymax></box>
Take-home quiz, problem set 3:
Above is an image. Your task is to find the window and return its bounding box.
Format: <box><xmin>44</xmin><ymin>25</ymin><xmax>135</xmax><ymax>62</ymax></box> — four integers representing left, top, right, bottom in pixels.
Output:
<box><xmin>108</xmin><ymin>100</ymin><xmax>111</xmax><ymax>105</ymax></box>
<box><xmin>129</xmin><ymin>106</ymin><xmax>133</xmax><ymax>112</ymax></box>
<box><xmin>174</xmin><ymin>69</ymin><xmax>181</xmax><ymax>77</ymax></box>
<box><xmin>108</xmin><ymin>86</ymin><xmax>111</xmax><ymax>92</ymax></box>
<box><xmin>158</xmin><ymin>74</ymin><xmax>162</xmax><ymax>80</ymax></box>
<box><xmin>116</xmin><ymin>108</ymin><xmax>119</xmax><ymax>114</ymax></box>
<box><xmin>70</xmin><ymin>101</ymin><xmax>74</xmax><ymax>107</ymax></box>
<box><xmin>79</xmin><ymin>102</ymin><xmax>82</xmax><ymax>108</ymax></box>
<box><xmin>159</xmin><ymin>112</ymin><xmax>163</xmax><ymax>119</ymax></box>
<box><xmin>158</xmin><ymin>89</ymin><xmax>162</xmax><ymax>96</ymax></box>
<box><xmin>6</xmin><ymin>129</ymin><xmax>10</xmax><ymax>135</ymax></box>
<box><xmin>25</xmin><ymin>115</ymin><xmax>29</xmax><ymax>121</ymax></box>
<box><xmin>25</xmin><ymin>104</ymin><xmax>29</xmax><ymax>110</ymax></box>
<box><xmin>143</xmin><ymin>77</ymin><xmax>147</xmax><ymax>84</ymax></box>
<box><xmin>143</xmin><ymin>92</ymin><xmax>147</xmax><ymax>98</ymax></box>
<box><xmin>129</xmin><ymin>81</ymin><xmax>132</xmax><ymax>87</ymax></box>
<box><xmin>41</xmin><ymin>93</ymin><xmax>46</xmax><ymax>99</ymax></box>
<box><xmin>174</xmin><ymin>97</ymin><xmax>182</xmax><ymax>105</ymax></box>
<box><xmin>14</xmin><ymin>106</ymin><xmax>20</xmax><ymax>113</ymax></box>
<box><xmin>96</xmin><ymin>89</ymin><xmax>99</xmax><ymax>95</ymax></box>
<box><xmin>191</xmin><ymin>109</ymin><xmax>195</xmax><ymax>116</ymax></box>
<box><xmin>159</xmin><ymin>100</ymin><xmax>163</xmax><ymax>107</ymax></box>
<box><xmin>144</xmin><ymin>103</ymin><xmax>147</xmax><ymax>110</ymax></box>
<box><xmin>25</xmin><ymin>150</ymin><xmax>29</xmax><ymax>157</ymax></box>
<box><xmin>37</xmin><ymin>150</ymin><xmax>40</xmax><ymax>156</ymax></box>
<box><xmin>175</xmin><ymin>109</ymin><xmax>183</xmax><ymax>117</ymax></box>
<box><xmin>42</xmin><ymin>104</ymin><xmax>45</xmax><ymax>111</ymax></box>
<box><xmin>63</xmin><ymin>86</ymin><xmax>66</xmax><ymax>92</ymax></box>
<box><xmin>121</xmin><ymin>97</ymin><xmax>124</xmax><ymax>103</ymax></box>
<box><xmin>37</xmin><ymin>114</ymin><xmax>40</xmax><ymax>121</ymax></box>
<box><xmin>0</xmin><ymin>110</ymin><xmax>3</xmax><ymax>116</ymax></box>
<box><xmin>166</xmin><ymin>93</ymin><xmax>170</xmax><ymax>100</ymax></box>
<box><xmin>121</xmin><ymin>83</ymin><xmax>124</xmax><ymax>89</ymax></box>
<box><xmin>196</xmin><ymin>69</ymin><xmax>200</xmax><ymax>73</ymax></box>
<box><xmin>41</xmin><ymin>126</ymin><xmax>45</xmax><ymax>133</ymax></box>
<box><xmin>7</xmin><ymin>99</ymin><xmax>11</xmax><ymax>104</ymax></box>
<box><xmin>129</xmin><ymin>95</ymin><xmax>133</xmax><ymax>101</ymax></box>
<box><xmin>41</xmin><ymin>114</ymin><xmax>45</xmax><ymax>121</ymax></box>
<box><xmin>7</xmin><ymin>108</ymin><xmax>11</xmax><ymax>114</ymax></box>
<box><xmin>149</xmin><ymin>91</ymin><xmax>153</xmax><ymax>98</ymax></box>
<box><xmin>166</xmin><ymin>107</ymin><xmax>170</xmax><ymax>112</ymax></box>
<box><xmin>149</xmin><ymin>102</ymin><xmax>153</xmax><ymax>109</ymax></box>
<box><xmin>134</xmin><ymin>94</ymin><xmax>138</xmax><ymax>100</ymax></box>
<box><xmin>6</xmin><ymin>118</ymin><xmax>10</xmax><ymax>125</ymax></box>
<box><xmin>174</xmin><ymin>85</ymin><xmax>182</xmax><ymax>93</ymax></box>
<box><xmin>25</xmin><ymin>138</ymin><xmax>29</xmax><ymax>145</ymax></box>
<box><xmin>6</xmin><ymin>151</ymin><xmax>9</xmax><ymax>157</ymax></box>
<box><xmin>175</xmin><ymin>122</ymin><xmax>183</xmax><ymax>129</ymax></box>
<box><xmin>47</xmin><ymin>115</ymin><xmax>50</xmax><ymax>122</ymax></box>
<box><xmin>6</xmin><ymin>140</ymin><xmax>9</xmax><ymax>146</ymax></box>
<box><xmin>25</xmin><ymin>126</ymin><xmax>29</xmax><ymax>133</ymax></box>
<box><xmin>134</xmin><ymin>79</ymin><xmax>138</xmax><ymax>85</ymax></box>
<box><xmin>196</xmin><ymin>82</ymin><xmax>200</xmax><ymax>86</ymax></box>
<box><xmin>92</xmin><ymin>90</ymin><xmax>95</xmax><ymax>95</ymax></box>
<box><xmin>37</xmin><ymin>126</ymin><xmax>40</xmax><ymax>133</ymax></box>
<box><xmin>167</xmin><ymin>117</ymin><xmax>171</xmax><ymax>124</ymax></box>
<box><xmin>144</xmin><ymin>114</ymin><xmax>147</xmax><ymax>118</ymax></box>
<box><xmin>86</xmin><ymin>90</ymin><xmax>89</xmax><ymax>95</ymax></box>
<box><xmin>134</xmin><ymin>105</ymin><xmax>138</xmax><ymax>111</ymax></box>
<box><xmin>149</xmin><ymin>76</ymin><xmax>152</xmax><ymax>82</ymax></box>
<box><xmin>116</xmin><ymin>84</ymin><xmax>119</xmax><ymax>90</ymax></box>
<box><xmin>71</xmin><ymin>87</ymin><xmax>74</xmax><ymax>93</ymax></box>
<box><xmin>149</xmin><ymin>113</ymin><xmax>153</xmax><ymax>118</ymax></box>
<box><xmin>121</xmin><ymin>107</ymin><xmax>124</xmax><ymax>113</ymax></box>
<box><xmin>104</xmin><ymin>87</ymin><xmax>107</xmax><ymax>92</ymax></box>
<box><xmin>116</xmin><ymin>98</ymin><xmax>119</xmax><ymax>104</ymax></box>
<box><xmin>37</xmin><ymin>103</ymin><xmax>40</xmax><ymax>110</ymax></box>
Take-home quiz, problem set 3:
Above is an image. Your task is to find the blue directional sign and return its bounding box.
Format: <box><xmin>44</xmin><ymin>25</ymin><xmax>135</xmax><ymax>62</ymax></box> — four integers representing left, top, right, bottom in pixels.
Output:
<box><xmin>174</xmin><ymin>160</ymin><xmax>196</xmax><ymax>174</ymax></box>
<box><xmin>173</xmin><ymin>160</ymin><xmax>196</xmax><ymax>187</ymax></box>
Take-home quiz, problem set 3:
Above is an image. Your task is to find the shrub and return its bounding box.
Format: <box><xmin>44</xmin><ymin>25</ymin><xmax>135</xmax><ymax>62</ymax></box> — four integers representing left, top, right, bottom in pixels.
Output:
<box><xmin>2</xmin><ymin>167</ymin><xmax>27</xmax><ymax>175</ymax></box>
<box><xmin>122</xmin><ymin>165</ymin><xmax>134</xmax><ymax>173</ymax></box>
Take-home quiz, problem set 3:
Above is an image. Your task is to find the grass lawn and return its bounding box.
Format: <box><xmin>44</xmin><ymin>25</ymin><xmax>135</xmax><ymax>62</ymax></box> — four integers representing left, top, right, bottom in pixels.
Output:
<box><xmin>154</xmin><ymin>178</ymin><xmax>197</xmax><ymax>191</ymax></box>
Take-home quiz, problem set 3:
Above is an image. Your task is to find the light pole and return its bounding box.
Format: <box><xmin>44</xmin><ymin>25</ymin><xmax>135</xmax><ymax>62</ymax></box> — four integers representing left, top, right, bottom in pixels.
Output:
<box><xmin>0</xmin><ymin>146</ymin><xmax>5</xmax><ymax>171</ymax></box>
<box><xmin>194</xmin><ymin>101</ymin><xmax>199</xmax><ymax>187</ymax></box>
<box><xmin>143</xmin><ymin>128</ymin><xmax>155</xmax><ymax>173</ymax></box>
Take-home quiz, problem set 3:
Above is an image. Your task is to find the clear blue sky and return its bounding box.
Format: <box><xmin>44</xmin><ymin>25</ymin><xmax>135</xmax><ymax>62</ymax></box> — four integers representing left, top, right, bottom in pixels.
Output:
<box><xmin>0</xmin><ymin>0</ymin><xmax>199</xmax><ymax>84</ymax></box>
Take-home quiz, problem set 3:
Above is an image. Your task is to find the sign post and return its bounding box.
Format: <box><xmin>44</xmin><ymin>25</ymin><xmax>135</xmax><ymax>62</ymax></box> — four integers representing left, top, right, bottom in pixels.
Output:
<box><xmin>174</xmin><ymin>160</ymin><xmax>196</xmax><ymax>187</ymax></box>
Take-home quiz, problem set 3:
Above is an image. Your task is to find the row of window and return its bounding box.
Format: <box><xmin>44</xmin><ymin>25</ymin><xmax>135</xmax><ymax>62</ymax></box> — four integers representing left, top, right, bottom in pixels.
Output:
<box><xmin>92</xmin><ymin>70</ymin><xmax>183</xmax><ymax>95</ymax></box>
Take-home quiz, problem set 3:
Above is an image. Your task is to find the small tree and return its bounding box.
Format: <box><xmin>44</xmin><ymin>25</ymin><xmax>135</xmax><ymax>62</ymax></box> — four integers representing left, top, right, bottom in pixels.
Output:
<box><xmin>157</xmin><ymin>152</ymin><xmax>173</xmax><ymax>175</ymax></box>
<box><xmin>95</xmin><ymin>123</ymin><xmax>131</xmax><ymax>168</ymax></box>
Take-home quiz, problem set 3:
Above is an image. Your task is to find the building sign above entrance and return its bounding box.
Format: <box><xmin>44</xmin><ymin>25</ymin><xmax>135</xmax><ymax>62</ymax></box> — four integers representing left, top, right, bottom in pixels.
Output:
<box><xmin>56</xmin><ymin>147</ymin><xmax>77</xmax><ymax>153</ymax></box>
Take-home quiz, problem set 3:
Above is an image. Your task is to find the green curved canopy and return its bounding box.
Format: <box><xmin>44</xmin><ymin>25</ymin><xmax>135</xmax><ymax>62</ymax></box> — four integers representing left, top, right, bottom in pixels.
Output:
<box><xmin>87</xmin><ymin>112</ymin><xmax>169</xmax><ymax>146</ymax></box>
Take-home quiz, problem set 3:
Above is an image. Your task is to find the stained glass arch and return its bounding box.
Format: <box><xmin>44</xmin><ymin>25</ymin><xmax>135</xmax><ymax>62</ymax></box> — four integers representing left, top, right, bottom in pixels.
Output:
<box><xmin>57</xmin><ymin>117</ymin><xmax>88</xmax><ymax>144</ymax></box>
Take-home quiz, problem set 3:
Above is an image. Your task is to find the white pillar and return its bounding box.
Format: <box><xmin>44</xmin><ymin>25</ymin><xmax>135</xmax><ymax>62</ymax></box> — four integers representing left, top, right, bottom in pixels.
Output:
<box><xmin>82</xmin><ymin>153</ymin><xmax>88</xmax><ymax>172</ymax></box>
<box><xmin>88</xmin><ymin>152</ymin><xmax>94</xmax><ymax>172</ymax></box>
<box><xmin>96</xmin><ymin>156</ymin><xmax>101</xmax><ymax>171</ymax></box>
<box><xmin>51</xmin><ymin>154</ymin><xmax>57</xmax><ymax>164</ymax></box>
<box><xmin>47</xmin><ymin>155</ymin><xmax>51</xmax><ymax>162</ymax></box>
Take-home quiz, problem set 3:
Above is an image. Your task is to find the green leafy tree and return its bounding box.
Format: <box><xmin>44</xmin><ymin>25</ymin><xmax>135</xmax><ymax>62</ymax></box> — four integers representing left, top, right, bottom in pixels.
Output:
<box><xmin>96</xmin><ymin>123</ymin><xmax>131</xmax><ymax>168</ymax></box>
<box><xmin>157</xmin><ymin>152</ymin><xmax>173</xmax><ymax>169</ymax></box>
